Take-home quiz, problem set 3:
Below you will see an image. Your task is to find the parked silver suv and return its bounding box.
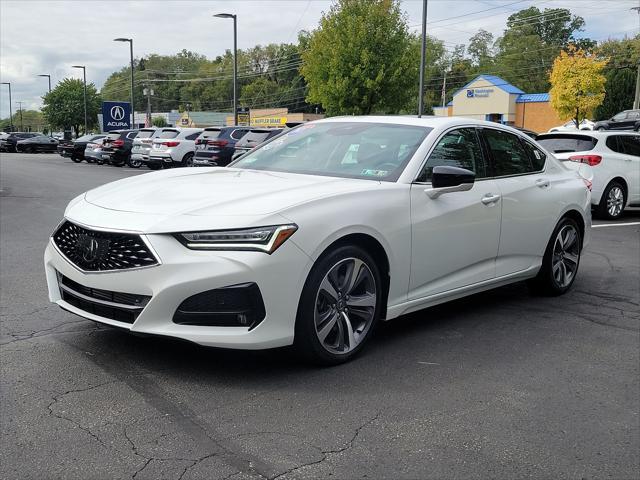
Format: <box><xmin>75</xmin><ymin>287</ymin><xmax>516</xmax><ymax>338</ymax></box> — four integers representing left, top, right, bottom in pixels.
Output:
<box><xmin>130</xmin><ymin>128</ymin><xmax>159</xmax><ymax>167</ymax></box>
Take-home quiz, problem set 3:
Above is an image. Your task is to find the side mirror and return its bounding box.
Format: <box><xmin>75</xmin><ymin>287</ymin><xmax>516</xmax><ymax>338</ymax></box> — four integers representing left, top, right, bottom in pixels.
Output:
<box><xmin>425</xmin><ymin>166</ymin><xmax>475</xmax><ymax>199</ymax></box>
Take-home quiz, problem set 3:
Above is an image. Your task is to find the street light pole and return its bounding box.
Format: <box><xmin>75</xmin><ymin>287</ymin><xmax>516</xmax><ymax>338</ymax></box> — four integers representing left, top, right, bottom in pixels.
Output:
<box><xmin>114</xmin><ymin>38</ymin><xmax>135</xmax><ymax>127</ymax></box>
<box><xmin>214</xmin><ymin>13</ymin><xmax>238</xmax><ymax>125</ymax></box>
<box><xmin>1</xmin><ymin>82</ymin><xmax>12</xmax><ymax>131</ymax></box>
<box><xmin>72</xmin><ymin>65</ymin><xmax>88</xmax><ymax>135</ymax></box>
<box><xmin>418</xmin><ymin>0</ymin><xmax>428</xmax><ymax>117</ymax></box>
<box><xmin>633</xmin><ymin>5</ymin><xmax>640</xmax><ymax>109</ymax></box>
<box><xmin>38</xmin><ymin>74</ymin><xmax>51</xmax><ymax>94</ymax></box>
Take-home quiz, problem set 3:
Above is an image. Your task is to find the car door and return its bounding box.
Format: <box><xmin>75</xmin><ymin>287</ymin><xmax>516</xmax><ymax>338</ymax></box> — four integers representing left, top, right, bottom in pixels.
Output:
<box><xmin>617</xmin><ymin>135</ymin><xmax>640</xmax><ymax>204</ymax></box>
<box><xmin>610</xmin><ymin>112</ymin><xmax>628</xmax><ymax>130</ymax></box>
<box><xmin>480</xmin><ymin>128</ymin><xmax>558</xmax><ymax>277</ymax></box>
<box><xmin>409</xmin><ymin>127</ymin><xmax>501</xmax><ymax>300</ymax></box>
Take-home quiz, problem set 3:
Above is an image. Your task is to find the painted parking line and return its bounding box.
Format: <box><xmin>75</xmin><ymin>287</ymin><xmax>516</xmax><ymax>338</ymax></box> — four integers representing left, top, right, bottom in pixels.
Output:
<box><xmin>592</xmin><ymin>222</ymin><xmax>640</xmax><ymax>228</ymax></box>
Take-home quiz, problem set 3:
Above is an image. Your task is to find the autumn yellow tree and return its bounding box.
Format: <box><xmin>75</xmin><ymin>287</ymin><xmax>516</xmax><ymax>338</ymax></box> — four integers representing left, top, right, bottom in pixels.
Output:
<box><xmin>549</xmin><ymin>46</ymin><xmax>608</xmax><ymax>125</ymax></box>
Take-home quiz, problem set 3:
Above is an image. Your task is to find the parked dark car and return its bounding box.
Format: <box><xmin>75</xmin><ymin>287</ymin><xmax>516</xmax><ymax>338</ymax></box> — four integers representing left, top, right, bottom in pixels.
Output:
<box><xmin>192</xmin><ymin>126</ymin><xmax>251</xmax><ymax>166</ymax></box>
<box><xmin>57</xmin><ymin>134</ymin><xmax>106</xmax><ymax>162</ymax></box>
<box><xmin>0</xmin><ymin>132</ymin><xmax>40</xmax><ymax>152</ymax></box>
<box><xmin>594</xmin><ymin>110</ymin><xmax>640</xmax><ymax>131</ymax></box>
<box><xmin>100</xmin><ymin>130</ymin><xmax>139</xmax><ymax>167</ymax></box>
<box><xmin>15</xmin><ymin>134</ymin><xmax>59</xmax><ymax>153</ymax></box>
<box><xmin>231</xmin><ymin>128</ymin><xmax>283</xmax><ymax>160</ymax></box>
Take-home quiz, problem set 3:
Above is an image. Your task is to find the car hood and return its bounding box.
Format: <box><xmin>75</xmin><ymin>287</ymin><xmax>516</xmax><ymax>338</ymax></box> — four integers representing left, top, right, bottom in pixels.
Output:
<box><xmin>78</xmin><ymin>167</ymin><xmax>379</xmax><ymax>230</ymax></box>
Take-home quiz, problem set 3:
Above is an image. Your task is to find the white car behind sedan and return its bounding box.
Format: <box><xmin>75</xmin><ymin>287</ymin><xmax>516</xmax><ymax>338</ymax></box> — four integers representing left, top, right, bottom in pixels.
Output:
<box><xmin>45</xmin><ymin>116</ymin><xmax>591</xmax><ymax>365</ymax></box>
<box><xmin>537</xmin><ymin>131</ymin><xmax>640</xmax><ymax>219</ymax></box>
<box><xmin>146</xmin><ymin>127</ymin><xmax>202</xmax><ymax>169</ymax></box>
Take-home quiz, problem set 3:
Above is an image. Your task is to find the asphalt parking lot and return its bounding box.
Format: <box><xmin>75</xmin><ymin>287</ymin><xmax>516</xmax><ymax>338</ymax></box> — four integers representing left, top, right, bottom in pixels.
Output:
<box><xmin>1</xmin><ymin>152</ymin><xmax>638</xmax><ymax>480</ymax></box>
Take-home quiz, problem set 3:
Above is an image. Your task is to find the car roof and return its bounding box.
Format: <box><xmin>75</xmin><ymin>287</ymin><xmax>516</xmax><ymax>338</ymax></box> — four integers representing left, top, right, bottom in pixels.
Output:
<box><xmin>539</xmin><ymin>131</ymin><xmax>639</xmax><ymax>138</ymax></box>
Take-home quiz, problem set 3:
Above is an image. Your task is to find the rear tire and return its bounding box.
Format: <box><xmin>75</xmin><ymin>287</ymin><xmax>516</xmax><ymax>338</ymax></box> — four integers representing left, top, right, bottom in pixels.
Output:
<box><xmin>182</xmin><ymin>152</ymin><xmax>194</xmax><ymax>167</ymax></box>
<box><xmin>71</xmin><ymin>155</ymin><xmax>82</xmax><ymax>163</ymax></box>
<box><xmin>596</xmin><ymin>127</ymin><xmax>606</xmax><ymax>131</ymax></box>
<box><xmin>528</xmin><ymin>217</ymin><xmax>582</xmax><ymax>296</ymax></box>
<box><xmin>128</xmin><ymin>157</ymin><xmax>142</xmax><ymax>168</ymax></box>
<box><xmin>294</xmin><ymin>245</ymin><xmax>383</xmax><ymax>366</ymax></box>
<box><xmin>595</xmin><ymin>181</ymin><xmax>626</xmax><ymax>220</ymax></box>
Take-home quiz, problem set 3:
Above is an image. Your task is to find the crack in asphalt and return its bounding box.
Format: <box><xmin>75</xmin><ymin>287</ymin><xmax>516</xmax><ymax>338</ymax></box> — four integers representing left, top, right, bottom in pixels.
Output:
<box><xmin>1</xmin><ymin>319</ymin><xmax>91</xmax><ymax>346</ymax></box>
<box><xmin>46</xmin><ymin>380</ymin><xmax>120</xmax><ymax>452</ymax></box>
<box><xmin>270</xmin><ymin>411</ymin><xmax>381</xmax><ymax>480</ymax></box>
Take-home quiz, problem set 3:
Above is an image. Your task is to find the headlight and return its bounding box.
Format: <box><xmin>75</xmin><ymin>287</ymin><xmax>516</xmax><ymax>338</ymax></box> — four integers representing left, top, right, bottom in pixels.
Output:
<box><xmin>175</xmin><ymin>224</ymin><xmax>298</xmax><ymax>254</ymax></box>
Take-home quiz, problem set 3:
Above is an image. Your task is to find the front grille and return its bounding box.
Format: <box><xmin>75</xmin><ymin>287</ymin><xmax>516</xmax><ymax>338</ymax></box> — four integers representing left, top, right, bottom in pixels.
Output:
<box><xmin>58</xmin><ymin>273</ymin><xmax>151</xmax><ymax>324</ymax></box>
<box><xmin>52</xmin><ymin>220</ymin><xmax>158</xmax><ymax>272</ymax></box>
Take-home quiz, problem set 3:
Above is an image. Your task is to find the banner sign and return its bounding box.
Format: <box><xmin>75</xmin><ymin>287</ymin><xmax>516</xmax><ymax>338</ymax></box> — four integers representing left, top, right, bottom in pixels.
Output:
<box><xmin>101</xmin><ymin>101</ymin><xmax>131</xmax><ymax>131</ymax></box>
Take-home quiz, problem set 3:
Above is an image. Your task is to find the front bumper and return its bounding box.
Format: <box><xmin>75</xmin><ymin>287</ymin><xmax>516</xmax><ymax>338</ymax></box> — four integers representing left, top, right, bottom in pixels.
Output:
<box><xmin>44</xmin><ymin>231</ymin><xmax>312</xmax><ymax>349</ymax></box>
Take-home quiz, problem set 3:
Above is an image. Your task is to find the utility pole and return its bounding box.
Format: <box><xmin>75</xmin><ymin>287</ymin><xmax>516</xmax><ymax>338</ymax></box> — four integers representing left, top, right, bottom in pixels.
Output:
<box><xmin>16</xmin><ymin>101</ymin><xmax>24</xmax><ymax>131</ymax></box>
<box><xmin>143</xmin><ymin>87</ymin><xmax>153</xmax><ymax>127</ymax></box>
<box><xmin>1</xmin><ymin>82</ymin><xmax>12</xmax><ymax>131</ymax></box>
<box><xmin>418</xmin><ymin>0</ymin><xmax>428</xmax><ymax>117</ymax></box>
<box><xmin>441</xmin><ymin>70</ymin><xmax>447</xmax><ymax>108</ymax></box>
<box><xmin>633</xmin><ymin>4</ymin><xmax>640</xmax><ymax>109</ymax></box>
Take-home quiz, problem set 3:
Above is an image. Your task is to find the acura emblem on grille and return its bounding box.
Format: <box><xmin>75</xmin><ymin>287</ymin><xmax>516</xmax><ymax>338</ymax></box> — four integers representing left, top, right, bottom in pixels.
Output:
<box><xmin>53</xmin><ymin>221</ymin><xmax>158</xmax><ymax>272</ymax></box>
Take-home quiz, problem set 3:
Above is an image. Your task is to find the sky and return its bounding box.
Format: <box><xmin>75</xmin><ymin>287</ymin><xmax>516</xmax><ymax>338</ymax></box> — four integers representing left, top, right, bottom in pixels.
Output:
<box><xmin>0</xmin><ymin>0</ymin><xmax>638</xmax><ymax>118</ymax></box>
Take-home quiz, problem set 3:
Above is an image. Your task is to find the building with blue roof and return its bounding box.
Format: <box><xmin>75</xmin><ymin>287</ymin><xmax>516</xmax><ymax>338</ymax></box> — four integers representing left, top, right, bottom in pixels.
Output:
<box><xmin>433</xmin><ymin>75</ymin><xmax>562</xmax><ymax>133</ymax></box>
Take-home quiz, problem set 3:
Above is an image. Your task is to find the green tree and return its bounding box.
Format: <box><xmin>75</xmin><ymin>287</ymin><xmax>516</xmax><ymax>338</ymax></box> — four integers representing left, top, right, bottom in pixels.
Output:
<box><xmin>595</xmin><ymin>36</ymin><xmax>640</xmax><ymax>120</ymax></box>
<box><xmin>42</xmin><ymin>78</ymin><xmax>101</xmax><ymax>137</ymax></box>
<box><xmin>468</xmin><ymin>29</ymin><xmax>494</xmax><ymax>68</ymax></box>
<box><xmin>0</xmin><ymin>110</ymin><xmax>45</xmax><ymax>132</ymax></box>
<box><xmin>300</xmin><ymin>0</ymin><xmax>416</xmax><ymax>115</ymax></box>
<box><xmin>549</xmin><ymin>47</ymin><xmax>607</xmax><ymax>125</ymax></box>
<box><xmin>494</xmin><ymin>7</ymin><xmax>587</xmax><ymax>92</ymax></box>
<box><xmin>152</xmin><ymin>116</ymin><xmax>167</xmax><ymax>127</ymax></box>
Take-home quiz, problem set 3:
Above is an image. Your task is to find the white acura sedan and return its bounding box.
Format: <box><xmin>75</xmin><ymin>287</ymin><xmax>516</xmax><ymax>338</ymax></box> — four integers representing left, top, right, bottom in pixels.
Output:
<box><xmin>45</xmin><ymin>117</ymin><xmax>591</xmax><ymax>364</ymax></box>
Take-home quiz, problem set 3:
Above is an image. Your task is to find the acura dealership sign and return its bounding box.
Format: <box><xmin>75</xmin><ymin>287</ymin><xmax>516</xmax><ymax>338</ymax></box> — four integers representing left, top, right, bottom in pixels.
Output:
<box><xmin>101</xmin><ymin>101</ymin><xmax>131</xmax><ymax>131</ymax></box>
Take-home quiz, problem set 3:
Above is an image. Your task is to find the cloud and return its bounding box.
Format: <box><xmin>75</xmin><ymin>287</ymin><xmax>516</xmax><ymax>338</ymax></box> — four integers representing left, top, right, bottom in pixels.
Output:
<box><xmin>1</xmin><ymin>0</ymin><xmax>637</xmax><ymax>117</ymax></box>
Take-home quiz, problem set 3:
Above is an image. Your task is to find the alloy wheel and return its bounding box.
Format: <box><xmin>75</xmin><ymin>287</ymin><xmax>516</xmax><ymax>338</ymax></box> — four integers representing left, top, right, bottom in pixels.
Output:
<box><xmin>552</xmin><ymin>224</ymin><xmax>580</xmax><ymax>288</ymax></box>
<box><xmin>314</xmin><ymin>257</ymin><xmax>377</xmax><ymax>354</ymax></box>
<box><xmin>606</xmin><ymin>186</ymin><xmax>624</xmax><ymax>218</ymax></box>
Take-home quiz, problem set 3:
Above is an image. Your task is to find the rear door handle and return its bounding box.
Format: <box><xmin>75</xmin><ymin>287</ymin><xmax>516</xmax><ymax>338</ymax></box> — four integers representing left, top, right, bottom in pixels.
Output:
<box><xmin>535</xmin><ymin>179</ymin><xmax>550</xmax><ymax>188</ymax></box>
<box><xmin>481</xmin><ymin>193</ymin><xmax>501</xmax><ymax>205</ymax></box>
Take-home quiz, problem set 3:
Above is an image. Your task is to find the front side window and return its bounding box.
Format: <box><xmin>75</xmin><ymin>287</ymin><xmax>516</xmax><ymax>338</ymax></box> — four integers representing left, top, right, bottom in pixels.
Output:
<box><xmin>233</xmin><ymin>122</ymin><xmax>430</xmax><ymax>182</ymax></box>
<box><xmin>612</xmin><ymin>112</ymin><xmax>627</xmax><ymax>121</ymax></box>
<box><xmin>483</xmin><ymin>129</ymin><xmax>533</xmax><ymax>176</ymax></box>
<box><xmin>417</xmin><ymin>128</ymin><xmax>487</xmax><ymax>182</ymax></box>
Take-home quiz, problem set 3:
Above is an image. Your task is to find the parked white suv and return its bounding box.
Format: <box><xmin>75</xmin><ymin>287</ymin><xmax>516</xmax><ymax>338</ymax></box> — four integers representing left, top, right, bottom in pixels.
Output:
<box><xmin>146</xmin><ymin>128</ymin><xmax>203</xmax><ymax>169</ymax></box>
<box><xmin>537</xmin><ymin>131</ymin><xmax>640</xmax><ymax>219</ymax></box>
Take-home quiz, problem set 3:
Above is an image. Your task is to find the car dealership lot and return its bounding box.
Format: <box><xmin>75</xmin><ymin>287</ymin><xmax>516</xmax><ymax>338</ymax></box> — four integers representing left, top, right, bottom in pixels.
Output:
<box><xmin>1</xmin><ymin>153</ymin><xmax>638</xmax><ymax>479</ymax></box>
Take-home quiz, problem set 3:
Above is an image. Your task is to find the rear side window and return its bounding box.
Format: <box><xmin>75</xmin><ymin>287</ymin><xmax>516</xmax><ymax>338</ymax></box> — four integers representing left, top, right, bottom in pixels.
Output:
<box><xmin>126</xmin><ymin>132</ymin><xmax>138</xmax><ymax>140</ymax></box>
<box><xmin>606</xmin><ymin>136</ymin><xmax>622</xmax><ymax>153</ymax></box>
<box><xmin>185</xmin><ymin>132</ymin><xmax>200</xmax><ymax>141</ymax></box>
<box><xmin>418</xmin><ymin>128</ymin><xmax>487</xmax><ymax>182</ymax></box>
<box><xmin>619</xmin><ymin>135</ymin><xmax>640</xmax><ymax>157</ymax></box>
<box><xmin>158</xmin><ymin>130</ymin><xmax>179</xmax><ymax>139</ymax></box>
<box><xmin>483</xmin><ymin>129</ymin><xmax>533</xmax><ymax>176</ymax></box>
<box><xmin>536</xmin><ymin>135</ymin><xmax>597</xmax><ymax>153</ymax></box>
<box><xmin>521</xmin><ymin>140</ymin><xmax>546</xmax><ymax>171</ymax></box>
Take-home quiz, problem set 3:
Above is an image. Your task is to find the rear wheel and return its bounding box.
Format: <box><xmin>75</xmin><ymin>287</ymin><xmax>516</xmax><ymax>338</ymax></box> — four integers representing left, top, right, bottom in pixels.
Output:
<box><xmin>128</xmin><ymin>157</ymin><xmax>142</xmax><ymax>168</ymax></box>
<box><xmin>528</xmin><ymin>217</ymin><xmax>582</xmax><ymax>296</ymax></box>
<box><xmin>294</xmin><ymin>245</ymin><xmax>382</xmax><ymax>365</ymax></box>
<box><xmin>596</xmin><ymin>181</ymin><xmax>626</xmax><ymax>220</ymax></box>
<box><xmin>71</xmin><ymin>155</ymin><xmax>82</xmax><ymax>163</ymax></box>
<box><xmin>182</xmin><ymin>152</ymin><xmax>194</xmax><ymax>167</ymax></box>
<box><xmin>596</xmin><ymin>127</ymin><xmax>606</xmax><ymax>131</ymax></box>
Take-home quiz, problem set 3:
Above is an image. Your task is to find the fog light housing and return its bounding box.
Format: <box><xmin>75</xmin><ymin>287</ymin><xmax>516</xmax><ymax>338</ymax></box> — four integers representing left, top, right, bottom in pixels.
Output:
<box><xmin>172</xmin><ymin>283</ymin><xmax>266</xmax><ymax>329</ymax></box>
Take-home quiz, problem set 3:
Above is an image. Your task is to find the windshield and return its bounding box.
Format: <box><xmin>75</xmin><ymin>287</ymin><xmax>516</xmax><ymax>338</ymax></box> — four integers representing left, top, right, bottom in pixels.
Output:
<box><xmin>232</xmin><ymin>122</ymin><xmax>430</xmax><ymax>181</ymax></box>
<box><xmin>136</xmin><ymin>129</ymin><xmax>156</xmax><ymax>139</ymax></box>
<box><xmin>537</xmin><ymin>134</ymin><xmax>597</xmax><ymax>153</ymax></box>
<box><xmin>158</xmin><ymin>129</ymin><xmax>179</xmax><ymax>139</ymax></box>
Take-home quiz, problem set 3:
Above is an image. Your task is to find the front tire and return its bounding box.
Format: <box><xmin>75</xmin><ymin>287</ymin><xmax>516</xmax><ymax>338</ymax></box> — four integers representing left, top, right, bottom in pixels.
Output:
<box><xmin>596</xmin><ymin>181</ymin><xmax>626</xmax><ymax>220</ymax></box>
<box><xmin>294</xmin><ymin>245</ymin><xmax>382</xmax><ymax>365</ymax></box>
<box><xmin>528</xmin><ymin>217</ymin><xmax>582</xmax><ymax>296</ymax></box>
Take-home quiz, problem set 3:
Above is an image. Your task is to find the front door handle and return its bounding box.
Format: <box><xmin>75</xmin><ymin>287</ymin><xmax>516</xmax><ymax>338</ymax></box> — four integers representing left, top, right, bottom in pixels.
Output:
<box><xmin>535</xmin><ymin>178</ymin><xmax>550</xmax><ymax>188</ymax></box>
<box><xmin>481</xmin><ymin>193</ymin><xmax>501</xmax><ymax>205</ymax></box>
